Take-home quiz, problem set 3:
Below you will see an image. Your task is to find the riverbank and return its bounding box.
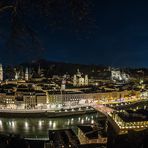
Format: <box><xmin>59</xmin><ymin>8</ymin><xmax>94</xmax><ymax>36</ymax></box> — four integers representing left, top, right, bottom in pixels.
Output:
<box><xmin>110</xmin><ymin>99</ymin><xmax>148</xmax><ymax>110</ymax></box>
<box><xmin>0</xmin><ymin>108</ymin><xmax>96</xmax><ymax>118</ymax></box>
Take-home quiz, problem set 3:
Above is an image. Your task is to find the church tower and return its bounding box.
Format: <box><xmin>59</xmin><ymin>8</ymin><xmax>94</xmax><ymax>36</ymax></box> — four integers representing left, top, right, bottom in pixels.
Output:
<box><xmin>14</xmin><ymin>68</ymin><xmax>20</xmax><ymax>80</ymax></box>
<box><xmin>25</xmin><ymin>67</ymin><xmax>29</xmax><ymax>81</ymax></box>
<box><xmin>0</xmin><ymin>64</ymin><xmax>3</xmax><ymax>81</ymax></box>
<box><xmin>84</xmin><ymin>75</ymin><xmax>88</xmax><ymax>85</ymax></box>
<box><xmin>20</xmin><ymin>67</ymin><xmax>25</xmax><ymax>80</ymax></box>
<box><xmin>73</xmin><ymin>75</ymin><xmax>77</xmax><ymax>86</ymax></box>
<box><xmin>38</xmin><ymin>64</ymin><xmax>41</xmax><ymax>76</ymax></box>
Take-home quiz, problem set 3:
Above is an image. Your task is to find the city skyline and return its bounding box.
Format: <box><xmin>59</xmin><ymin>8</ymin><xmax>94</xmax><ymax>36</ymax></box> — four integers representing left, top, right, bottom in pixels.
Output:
<box><xmin>0</xmin><ymin>1</ymin><xmax>148</xmax><ymax>148</ymax></box>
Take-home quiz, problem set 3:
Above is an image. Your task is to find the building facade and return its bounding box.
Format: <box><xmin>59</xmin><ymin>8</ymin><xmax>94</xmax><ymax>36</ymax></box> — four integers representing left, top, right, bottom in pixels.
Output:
<box><xmin>111</xmin><ymin>69</ymin><xmax>129</xmax><ymax>83</ymax></box>
<box><xmin>48</xmin><ymin>90</ymin><xmax>140</xmax><ymax>105</ymax></box>
<box><xmin>73</xmin><ymin>69</ymin><xmax>89</xmax><ymax>86</ymax></box>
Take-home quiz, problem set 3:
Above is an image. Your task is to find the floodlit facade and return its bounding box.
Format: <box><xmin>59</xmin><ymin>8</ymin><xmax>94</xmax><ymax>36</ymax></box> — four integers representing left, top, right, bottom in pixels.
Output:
<box><xmin>73</xmin><ymin>69</ymin><xmax>89</xmax><ymax>86</ymax></box>
<box><xmin>25</xmin><ymin>67</ymin><xmax>29</xmax><ymax>81</ymax></box>
<box><xmin>111</xmin><ymin>69</ymin><xmax>129</xmax><ymax>83</ymax></box>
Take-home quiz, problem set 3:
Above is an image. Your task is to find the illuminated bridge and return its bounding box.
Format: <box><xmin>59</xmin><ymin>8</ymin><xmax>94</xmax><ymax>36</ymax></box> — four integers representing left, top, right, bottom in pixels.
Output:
<box><xmin>92</xmin><ymin>104</ymin><xmax>148</xmax><ymax>135</ymax></box>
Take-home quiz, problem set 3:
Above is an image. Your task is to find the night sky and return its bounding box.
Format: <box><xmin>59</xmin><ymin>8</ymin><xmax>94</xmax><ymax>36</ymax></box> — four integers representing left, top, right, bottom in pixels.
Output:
<box><xmin>0</xmin><ymin>0</ymin><xmax>148</xmax><ymax>67</ymax></box>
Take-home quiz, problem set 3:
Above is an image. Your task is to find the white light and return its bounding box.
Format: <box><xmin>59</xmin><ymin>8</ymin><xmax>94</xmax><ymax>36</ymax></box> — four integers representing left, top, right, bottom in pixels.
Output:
<box><xmin>67</xmin><ymin>119</ymin><xmax>70</xmax><ymax>125</ymax></box>
<box><xmin>8</xmin><ymin>121</ymin><xmax>11</xmax><ymax>126</ymax></box>
<box><xmin>25</xmin><ymin>121</ymin><xmax>29</xmax><ymax>130</ymax></box>
<box><xmin>0</xmin><ymin>120</ymin><xmax>2</xmax><ymax>128</ymax></box>
<box><xmin>71</xmin><ymin>118</ymin><xmax>74</xmax><ymax>124</ymax></box>
<box><xmin>53</xmin><ymin>122</ymin><xmax>56</xmax><ymax>129</ymax></box>
<box><xmin>49</xmin><ymin>121</ymin><xmax>52</xmax><ymax>126</ymax></box>
<box><xmin>81</xmin><ymin>119</ymin><xmax>84</xmax><ymax>124</ymax></box>
<box><xmin>11</xmin><ymin>121</ymin><xmax>15</xmax><ymax>128</ymax></box>
<box><xmin>39</xmin><ymin>120</ymin><xmax>42</xmax><ymax>127</ymax></box>
<box><xmin>91</xmin><ymin>120</ymin><xmax>94</xmax><ymax>124</ymax></box>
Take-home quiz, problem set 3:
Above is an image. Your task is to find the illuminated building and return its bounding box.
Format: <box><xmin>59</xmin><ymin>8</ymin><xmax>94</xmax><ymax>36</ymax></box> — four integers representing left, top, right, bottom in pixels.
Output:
<box><xmin>78</xmin><ymin>125</ymin><xmax>107</xmax><ymax>144</ymax></box>
<box><xmin>0</xmin><ymin>64</ymin><xmax>3</xmax><ymax>81</ymax></box>
<box><xmin>61</xmin><ymin>79</ymin><xmax>66</xmax><ymax>90</ymax></box>
<box><xmin>25</xmin><ymin>67</ymin><xmax>29</xmax><ymax>81</ymax></box>
<box><xmin>73</xmin><ymin>69</ymin><xmax>89</xmax><ymax>86</ymax></box>
<box><xmin>111</xmin><ymin>68</ymin><xmax>129</xmax><ymax>83</ymax></box>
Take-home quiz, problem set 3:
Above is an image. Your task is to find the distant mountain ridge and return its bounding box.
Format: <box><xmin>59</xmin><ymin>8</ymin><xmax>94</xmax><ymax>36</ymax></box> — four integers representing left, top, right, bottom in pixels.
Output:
<box><xmin>18</xmin><ymin>59</ymin><xmax>109</xmax><ymax>76</ymax></box>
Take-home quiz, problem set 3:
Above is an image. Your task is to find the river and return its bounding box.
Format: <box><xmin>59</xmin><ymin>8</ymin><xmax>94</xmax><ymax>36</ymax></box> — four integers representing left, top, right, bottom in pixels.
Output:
<box><xmin>0</xmin><ymin>113</ymin><xmax>100</xmax><ymax>139</ymax></box>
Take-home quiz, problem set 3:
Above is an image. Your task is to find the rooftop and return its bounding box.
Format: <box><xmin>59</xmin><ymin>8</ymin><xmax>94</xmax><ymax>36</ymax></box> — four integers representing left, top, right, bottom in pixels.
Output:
<box><xmin>78</xmin><ymin>125</ymin><xmax>99</xmax><ymax>139</ymax></box>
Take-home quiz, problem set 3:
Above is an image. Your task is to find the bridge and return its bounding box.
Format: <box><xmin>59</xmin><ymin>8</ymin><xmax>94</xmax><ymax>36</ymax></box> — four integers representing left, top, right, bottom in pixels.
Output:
<box><xmin>92</xmin><ymin>104</ymin><xmax>148</xmax><ymax>135</ymax></box>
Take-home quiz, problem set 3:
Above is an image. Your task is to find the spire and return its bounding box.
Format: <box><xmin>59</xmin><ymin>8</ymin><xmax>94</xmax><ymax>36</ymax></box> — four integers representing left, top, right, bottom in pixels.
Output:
<box><xmin>0</xmin><ymin>64</ymin><xmax>3</xmax><ymax>81</ymax></box>
<box><xmin>25</xmin><ymin>67</ymin><xmax>29</xmax><ymax>81</ymax></box>
<box><xmin>77</xmin><ymin>69</ymin><xmax>81</xmax><ymax>77</ymax></box>
<box><xmin>38</xmin><ymin>64</ymin><xmax>41</xmax><ymax>76</ymax></box>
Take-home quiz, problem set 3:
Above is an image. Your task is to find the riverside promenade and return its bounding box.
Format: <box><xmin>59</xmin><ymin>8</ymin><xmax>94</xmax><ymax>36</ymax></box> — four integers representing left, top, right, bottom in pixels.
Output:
<box><xmin>0</xmin><ymin>106</ymin><xmax>96</xmax><ymax>118</ymax></box>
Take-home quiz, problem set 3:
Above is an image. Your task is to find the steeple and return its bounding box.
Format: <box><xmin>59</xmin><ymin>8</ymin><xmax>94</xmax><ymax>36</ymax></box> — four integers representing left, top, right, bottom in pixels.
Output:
<box><xmin>20</xmin><ymin>67</ymin><xmax>24</xmax><ymax>79</ymax></box>
<box><xmin>76</xmin><ymin>69</ymin><xmax>81</xmax><ymax>77</ymax></box>
<box><xmin>0</xmin><ymin>64</ymin><xmax>3</xmax><ymax>81</ymax></box>
<box><xmin>84</xmin><ymin>75</ymin><xmax>88</xmax><ymax>85</ymax></box>
<box><xmin>73</xmin><ymin>74</ymin><xmax>77</xmax><ymax>86</ymax></box>
<box><xmin>25</xmin><ymin>67</ymin><xmax>29</xmax><ymax>81</ymax></box>
<box><xmin>38</xmin><ymin>64</ymin><xmax>41</xmax><ymax>76</ymax></box>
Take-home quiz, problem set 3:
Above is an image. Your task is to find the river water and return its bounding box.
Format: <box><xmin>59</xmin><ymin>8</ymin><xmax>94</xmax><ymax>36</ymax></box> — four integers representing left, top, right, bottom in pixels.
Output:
<box><xmin>0</xmin><ymin>101</ymin><xmax>147</xmax><ymax>139</ymax></box>
<box><xmin>0</xmin><ymin>113</ymin><xmax>99</xmax><ymax>138</ymax></box>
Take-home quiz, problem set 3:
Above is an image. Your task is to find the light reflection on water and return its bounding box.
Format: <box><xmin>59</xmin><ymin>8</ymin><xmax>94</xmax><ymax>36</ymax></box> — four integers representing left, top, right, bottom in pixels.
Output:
<box><xmin>0</xmin><ymin>113</ymin><xmax>98</xmax><ymax>138</ymax></box>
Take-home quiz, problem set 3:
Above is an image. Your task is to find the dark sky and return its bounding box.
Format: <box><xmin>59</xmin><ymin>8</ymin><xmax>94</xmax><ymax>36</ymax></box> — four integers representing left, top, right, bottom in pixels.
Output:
<box><xmin>0</xmin><ymin>0</ymin><xmax>148</xmax><ymax>67</ymax></box>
